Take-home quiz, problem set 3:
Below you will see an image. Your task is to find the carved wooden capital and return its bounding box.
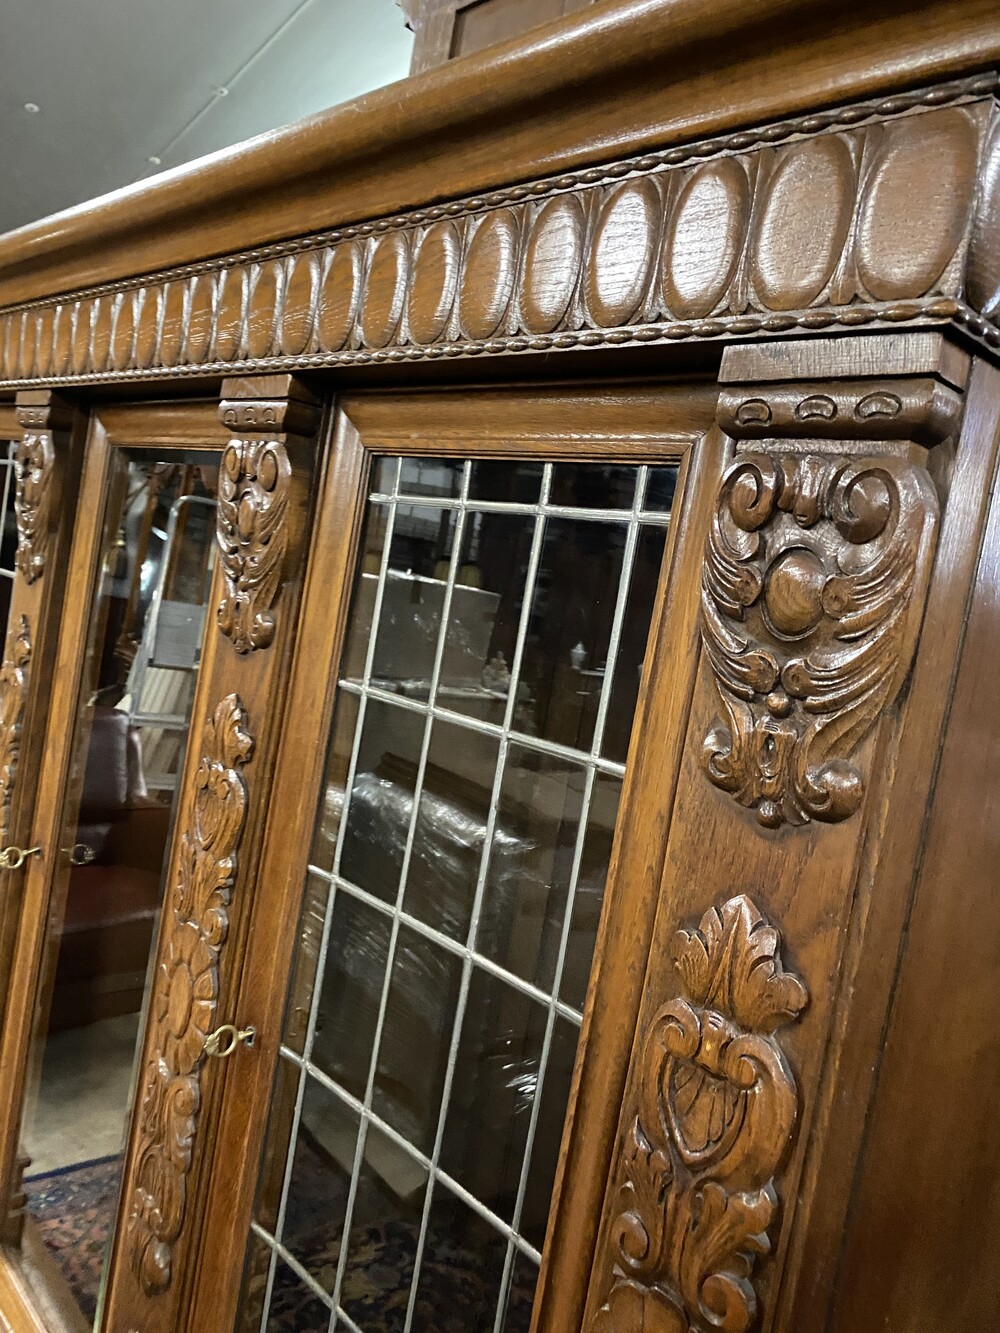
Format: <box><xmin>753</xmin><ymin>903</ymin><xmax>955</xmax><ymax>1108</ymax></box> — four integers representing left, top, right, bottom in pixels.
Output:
<box><xmin>126</xmin><ymin>694</ymin><xmax>253</xmax><ymax>1296</ymax></box>
<box><xmin>13</xmin><ymin>389</ymin><xmax>73</xmax><ymax>435</ymax></box>
<box><xmin>214</xmin><ymin>376</ymin><xmax>317</xmax><ymax>654</ymax></box>
<box><xmin>590</xmin><ymin>895</ymin><xmax>807</xmax><ymax>1333</ymax></box>
<box><xmin>717</xmin><ymin>377</ymin><xmax>963</xmax><ymax>448</ymax></box>
<box><xmin>701</xmin><ymin>336</ymin><xmax>952</xmax><ymax>829</ymax></box>
<box><xmin>218</xmin><ymin>374</ymin><xmax>322</xmax><ymax>439</ymax></box>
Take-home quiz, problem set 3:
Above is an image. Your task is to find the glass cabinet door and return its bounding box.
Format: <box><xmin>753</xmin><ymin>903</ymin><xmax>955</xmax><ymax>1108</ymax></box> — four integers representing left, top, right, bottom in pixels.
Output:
<box><xmin>0</xmin><ymin>382</ymin><xmax>722</xmax><ymax>1333</ymax></box>
<box><xmin>0</xmin><ymin>388</ymin><xmax>323</xmax><ymax>1333</ymax></box>
<box><xmin>0</xmin><ymin>416</ymin><xmax>224</xmax><ymax>1329</ymax></box>
<box><xmin>195</xmin><ymin>384</ymin><xmax>718</xmax><ymax>1333</ymax></box>
<box><xmin>0</xmin><ymin>396</ymin><xmax>85</xmax><ymax>1065</ymax></box>
<box><xmin>23</xmin><ymin>457</ymin><xmax>218</xmax><ymax>1325</ymax></box>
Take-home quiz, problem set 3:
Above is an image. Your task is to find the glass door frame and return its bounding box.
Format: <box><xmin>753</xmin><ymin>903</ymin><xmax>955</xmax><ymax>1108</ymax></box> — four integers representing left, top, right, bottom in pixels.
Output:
<box><xmin>0</xmin><ymin>392</ymin><xmax>87</xmax><ymax>1333</ymax></box>
<box><xmin>0</xmin><ymin>399</ymin><xmax>229</xmax><ymax>1333</ymax></box>
<box><xmin>0</xmin><ymin>384</ymin><xmax>326</xmax><ymax>1333</ymax></box>
<box><xmin>0</xmin><ymin>394</ymin><xmax>85</xmax><ymax>1059</ymax></box>
<box><xmin>193</xmin><ymin>380</ymin><xmax>726</xmax><ymax>1333</ymax></box>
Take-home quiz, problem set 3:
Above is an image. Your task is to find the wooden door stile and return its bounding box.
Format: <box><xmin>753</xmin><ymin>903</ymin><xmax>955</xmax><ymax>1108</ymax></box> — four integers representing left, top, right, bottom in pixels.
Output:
<box><xmin>532</xmin><ymin>422</ymin><xmax>728</xmax><ymax>1333</ymax></box>
<box><xmin>187</xmin><ymin>400</ymin><xmax>369</xmax><ymax>1333</ymax></box>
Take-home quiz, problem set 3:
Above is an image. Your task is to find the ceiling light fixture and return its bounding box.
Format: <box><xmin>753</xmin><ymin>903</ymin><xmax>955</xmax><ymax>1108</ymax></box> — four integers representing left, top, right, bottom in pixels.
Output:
<box><xmin>23</xmin><ymin>102</ymin><xmax>40</xmax><ymax>114</ymax></box>
<box><xmin>148</xmin><ymin>156</ymin><xmax>162</xmax><ymax>166</ymax></box>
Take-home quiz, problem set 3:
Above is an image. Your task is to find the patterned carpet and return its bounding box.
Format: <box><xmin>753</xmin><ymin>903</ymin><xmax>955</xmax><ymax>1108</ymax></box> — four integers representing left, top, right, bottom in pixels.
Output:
<box><xmin>24</xmin><ymin>1140</ymin><xmax>536</xmax><ymax>1331</ymax></box>
<box><xmin>25</xmin><ymin>1154</ymin><xmax>123</xmax><ymax>1322</ymax></box>
<box><xmin>246</xmin><ymin>1130</ymin><xmax>537</xmax><ymax>1331</ymax></box>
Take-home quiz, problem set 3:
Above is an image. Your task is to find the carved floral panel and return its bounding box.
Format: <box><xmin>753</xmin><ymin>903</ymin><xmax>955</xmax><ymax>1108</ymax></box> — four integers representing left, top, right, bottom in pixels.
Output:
<box><xmin>701</xmin><ymin>451</ymin><xmax>939</xmax><ymax>828</ymax></box>
<box><xmin>126</xmin><ymin>693</ymin><xmax>253</xmax><ymax>1295</ymax></box>
<box><xmin>590</xmin><ymin>895</ymin><xmax>807</xmax><ymax>1333</ymax></box>
<box><xmin>0</xmin><ymin>616</ymin><xmax>31</xmax><ymax>847</ymax></box>
<box><xmin>216</xmin><ymin>440</ymin><xmax>291</xmax><ymax>654</ymax></box>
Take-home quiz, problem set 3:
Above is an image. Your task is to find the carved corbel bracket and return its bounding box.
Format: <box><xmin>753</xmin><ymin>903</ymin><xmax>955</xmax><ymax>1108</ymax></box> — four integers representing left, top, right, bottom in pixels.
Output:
<box><xmin>215</xmin><ymin>375</ymin><xmax>320</xmax><ymax>654</ymax></box>
<box><xmin>11</xmin><ymin>390</ymin><xmax>73</xmax><ymax>585</ymax></box>
<box><xmin>701</xmin><ymin>335</ymin><xmax>961</xmax><ymax>829</ymax></box>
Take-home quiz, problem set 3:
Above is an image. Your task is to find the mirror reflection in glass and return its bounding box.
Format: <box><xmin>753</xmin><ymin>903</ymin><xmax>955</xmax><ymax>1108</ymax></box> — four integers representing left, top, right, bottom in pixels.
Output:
<box><xmin>21</xmin><ymin>455</ymin><xmax>219</xmax><ymax>1327</ymax></box>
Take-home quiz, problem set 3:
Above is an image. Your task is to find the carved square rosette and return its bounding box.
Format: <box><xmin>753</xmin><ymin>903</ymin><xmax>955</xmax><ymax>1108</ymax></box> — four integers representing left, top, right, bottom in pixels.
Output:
<box><xmin>700</xmin><ymin>361</ymin><xmax>959</xmax><ymax>829</ymax></box>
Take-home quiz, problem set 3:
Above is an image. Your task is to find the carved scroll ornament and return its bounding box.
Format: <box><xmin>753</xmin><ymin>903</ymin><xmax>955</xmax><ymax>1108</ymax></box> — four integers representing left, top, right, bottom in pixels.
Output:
<box><xmin>701</xmin><ymin>451</ymin><xmax>938</xmax><ymax>828</ymax></box>
<box><xmin>0</xmin><ymin>617</ymin><xmax>31</xmax><ymax>845</ymax></box>
<box><xmin>126</xmin><ymin>694</ymin><xmax>253</xmax><ymax>1295</ymax></box>
<box><xmin>12</xmin><ymin>432</ymin><xmax>54</xmax><ymax>584</ymax></box>
<box><xmin>591</xmin><ymin>895</ymin><xmax>807</xmax><ymax>1333</ymax></box>
<box><xmin>216</xmin><ymin>440</ymin><xmax>291</xmax><ymax>653</ymax></box>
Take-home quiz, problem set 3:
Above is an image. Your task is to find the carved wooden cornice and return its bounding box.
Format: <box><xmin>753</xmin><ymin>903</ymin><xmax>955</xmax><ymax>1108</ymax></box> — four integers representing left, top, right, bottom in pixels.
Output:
<box><xmin>0</xmin><ymin>76</ymin><xmax>997</xmax><ymax>391</ymax></box>
<box><xmin>1</xmin><ymin>0</ymin><xmax>997</xmax><ymax>307</ymax></box>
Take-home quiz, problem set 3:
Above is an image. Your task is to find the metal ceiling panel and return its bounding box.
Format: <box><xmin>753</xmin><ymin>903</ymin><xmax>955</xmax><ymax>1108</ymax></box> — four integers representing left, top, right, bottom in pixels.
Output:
<box><xmin>0</xmin><ymin>0</ymin><xmax>412</xmax><ymax>234</ymax></box>
<box><xmin>146</xmin><ymin>0</ymin><xmax>414</xmax><ymax>180</ymax></box>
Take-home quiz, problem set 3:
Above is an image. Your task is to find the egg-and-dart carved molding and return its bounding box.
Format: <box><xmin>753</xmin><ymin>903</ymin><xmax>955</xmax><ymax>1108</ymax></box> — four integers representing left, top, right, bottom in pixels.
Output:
<box><xmin>126</xmin><ymin>694</ymin><xmax>253</xmax><ymax>1295</ymax></box>
<box><xmin>701</xmin><ymin>447</ymin><xmax>939</xmax><ymax>828</ymax></box>
<box><xmin>0</xmin><ymin>617</ymin><xmax>31</xmax><ymax>848</ymax></box>
<box><xmin>0</xmin><ymin>73</ymin><xmax>998</xmax><ymax>391</ymax></box>
<box><xmin>589</xmin><ymin>894</ymin><xmax>808</xmax><ymax>1333</ymax></box>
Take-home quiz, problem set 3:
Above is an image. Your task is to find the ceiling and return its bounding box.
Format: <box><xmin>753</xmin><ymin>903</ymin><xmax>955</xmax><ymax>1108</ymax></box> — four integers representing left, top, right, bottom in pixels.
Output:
<box><xmin>0</xmin><ymin>0</ymin><xmax>414</xmax><ymax>236</ymax></box>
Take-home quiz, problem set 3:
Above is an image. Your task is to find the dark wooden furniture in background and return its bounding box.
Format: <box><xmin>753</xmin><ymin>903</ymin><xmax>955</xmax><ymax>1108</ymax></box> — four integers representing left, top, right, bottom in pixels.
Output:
<box><xmin>400</xmin><ymin>0</ymin><xmax>601</xmax><ymax>73</ymax></box>
<box><xmin>0</xmin><ymin>1</ymin><xmax>997</xmax><ymax>1331</ymax></box>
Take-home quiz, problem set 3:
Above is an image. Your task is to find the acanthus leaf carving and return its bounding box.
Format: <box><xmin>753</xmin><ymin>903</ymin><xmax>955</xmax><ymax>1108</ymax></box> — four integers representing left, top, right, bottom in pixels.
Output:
<box><xmin>701</xmin><ymin>450</ymin><xmax>938</xmax><ymax>828</ymax></box>
<box><xmin>216</xmin><ymin>440</ymin><xmax>291</xmax><ymax>654</ymax></box>
<box><xmin>0</xmin><ymin>616</ymin><xmax>31</xmax><ymax>847</ymax></box>
<box><xmin>590</xmin><ymin>895</ymin><xmax>807</xmax><ymax>1333</ymax></box>
<box><xmin>13</xmin><ymin>432</ymin><xmax>54</xmax><ymax>584</ymax></box>
<box><xmin>126</xmin><ymin>693</ymin><xmax>253</xmax><ymax>1295</ymax></box>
